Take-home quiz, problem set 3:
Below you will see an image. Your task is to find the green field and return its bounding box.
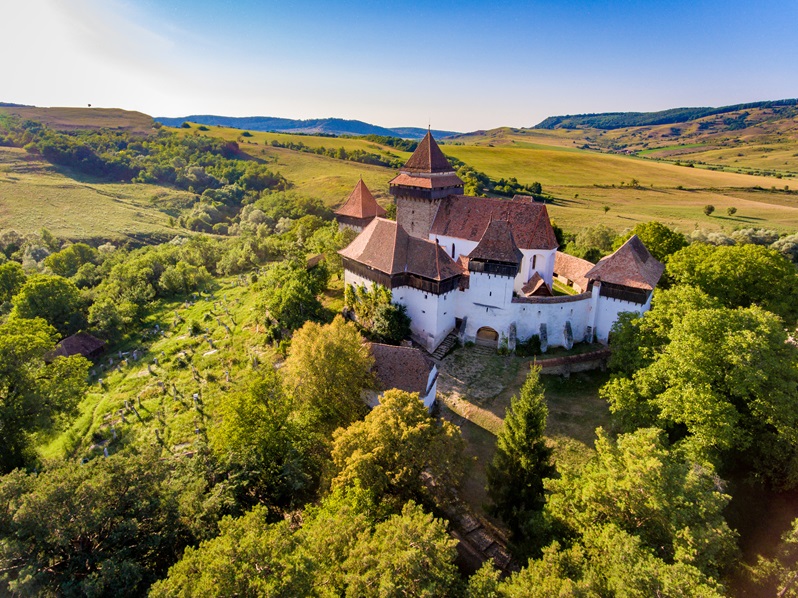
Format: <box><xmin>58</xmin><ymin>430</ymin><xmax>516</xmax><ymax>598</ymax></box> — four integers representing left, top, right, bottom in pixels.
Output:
<box><xmin>0</xmin><ymin>147</ymin><xmax>184</xmax><ymax>242</ymax></box>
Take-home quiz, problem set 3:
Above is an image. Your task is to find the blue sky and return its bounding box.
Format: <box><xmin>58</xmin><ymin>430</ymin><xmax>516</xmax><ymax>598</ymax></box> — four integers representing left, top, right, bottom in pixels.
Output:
<box><xmin>3</xmin><ymin>0</ymin><xmax>796</xmax><ymax>131</ymax></box>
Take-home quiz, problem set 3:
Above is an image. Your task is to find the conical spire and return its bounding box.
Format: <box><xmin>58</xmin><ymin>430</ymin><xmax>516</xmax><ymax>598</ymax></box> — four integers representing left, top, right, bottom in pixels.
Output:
<box><xmin>402</xmin><ymin>130</ymin><xmax>455</xmax><ymax>174</ymax></box>
<box><xmin>335</xmin><ymin>178</ymin><xmax>386</xmax><ymax>219</ymax></box>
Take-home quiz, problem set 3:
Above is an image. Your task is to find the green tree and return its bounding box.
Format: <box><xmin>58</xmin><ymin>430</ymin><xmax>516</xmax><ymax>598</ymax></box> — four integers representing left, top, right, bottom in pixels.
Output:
<box><xmin>342</xmin><ymin>502</ymin><xmax>460</xmax><ymax>597</ymax></box>
<box><xmin>703</xmin><ymin>204</ymin><xmax>715</xmax><ymax>216</ymax></box>
<box><xmin>613</xmin><ymin>221</ymin><xmax>687</xmax><ymax>264</ymax></box>
<box><xmin>11</xmin><ymin>274</ymin><xmax>87</xmax><ymax>336</ymax></box>
<box><xmin>0</xmin><ymin>449</ymin><xmax>190</xmax><ymax>597</ymax></box>
<box><xmin>497</xmin><ymin>525</ymin><xmax>726</xmax><ymax>597</ymax></box>
<box><xmin>260</xmin><ymin>261</ymin><xmax>327</xmax><ymax>331</ymax></box>
<box><xmin>43</xmin><ymin>243</ymin><xmax>98</xmax><ymax>278</ymax></box>
<box><xmin>486</xmin><ymin>366</ymin><xmax>554</xmax><ymax>557</ymax></box>
<box><xmin>750</xmin><ymin>518</ymin><xmax>798</xmax><ymax>597</ymax></box>
<box><xmin>371</xmin><ymin>302</ymin><xmax>411</xmax><ymax>344</ymax></box>
<box><xmin>727</xmin><ymin>206</ymin><xmax>737</xmax><ymax>216</ymax></box>
<box><xmin>603</xmin><ymin>305</ymin><xmax>798</xmax><ymax>486</ymax></box>
<box><xmin>331</xmin><ymin>389</ymin><xmax>464</xmax><ymax>508</ymax></box>
<box><xmin>0</xmin><ymin>261</ymin><xmax>25</xmax><ymax>304</ymax></box>
<box><xmin>283</xmin><ymin>316</ymin><xmax>375</xmax><ymax>432</ymax></box>
<box><xmin>209</xmin><ymin>369</ymin><xmax>320</xmax><ymax>509</ymax></box>
<box><xmin>546</xmin><ymin>428</ymin><xmax>737</xmax><ymax>578</ymax></box>
<box><xmin>666</xmin><ymin>242</ymin><xmax>798</xmax><ymax>324</ymax></box>
<box><xmin>0</xmin><ymin>317</ymin><xmax>89</xmax><ymax>472</ymax></box>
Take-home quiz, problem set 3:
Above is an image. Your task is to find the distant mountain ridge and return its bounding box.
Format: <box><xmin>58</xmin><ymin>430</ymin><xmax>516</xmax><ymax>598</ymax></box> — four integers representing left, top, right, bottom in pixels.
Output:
<box><xmin>535</xmin><ymin>98</ymin><xmax>798</xmax><ymax>130</ymax></box>
<box><xmin>154</xmin><ymin>115</ymin><xmax>459</xmax><ymax>139</ymax></box>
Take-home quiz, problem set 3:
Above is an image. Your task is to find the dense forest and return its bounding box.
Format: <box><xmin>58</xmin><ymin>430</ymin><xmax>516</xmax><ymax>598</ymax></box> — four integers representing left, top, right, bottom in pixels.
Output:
<box><xmin>0</xmin><ymin>118</ymin><xmax>797</xmax><ymax>596</ymax></box>
<box><xmin>535</xmin><ymin>98</ymin><xmax>798</xmax><ymax>129</ymax></box>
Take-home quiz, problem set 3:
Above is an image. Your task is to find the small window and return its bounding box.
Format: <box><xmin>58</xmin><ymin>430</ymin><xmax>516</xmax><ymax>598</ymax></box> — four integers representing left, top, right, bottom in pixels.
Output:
<box><xmin>532</xmin><ymin>255</ymin><xmax>538</xmax><ymax>269</ymax></box>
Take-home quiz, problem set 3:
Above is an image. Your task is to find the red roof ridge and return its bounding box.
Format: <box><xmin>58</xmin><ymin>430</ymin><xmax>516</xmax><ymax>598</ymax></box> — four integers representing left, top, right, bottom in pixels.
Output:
<box><xmin>335</xmin><ymin>179</ymin><xmax>386</xmax><ymax>219</ymax></box>
<box><xmin>402</xmin><ymin>131</ymin><xmax>455</xmax><ymax>174</ymax></box>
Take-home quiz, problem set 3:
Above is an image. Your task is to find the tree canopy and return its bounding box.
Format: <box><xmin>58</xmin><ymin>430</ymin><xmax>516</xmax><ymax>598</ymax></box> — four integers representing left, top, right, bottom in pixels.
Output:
<box><xmin>666</xmin><ymin>242</ymin><xmax>798</xmax><ymax>324</ymax></box>
<box><xmin>331</xmin><ymin>389</ymin><xmax>464</xmax><ymax>508</ymax></box>
<box><xmin>0</xmin><ymin>317</ymin><xmax>89</xmax><ymax>473</ymax></box>
<box><xmin>11</xmin><ymin>274</ymin><xmax>87</xmax><ymax>336</ymax></box>
<box><xmin>546</xmin><ymin>428</ymin><xmax>737</xmax><ymax>578</ymax></box>
<box><xmin>282</xmin><ymin>316</ymin><xmax>375</xmax><ymax>432</ymax></box>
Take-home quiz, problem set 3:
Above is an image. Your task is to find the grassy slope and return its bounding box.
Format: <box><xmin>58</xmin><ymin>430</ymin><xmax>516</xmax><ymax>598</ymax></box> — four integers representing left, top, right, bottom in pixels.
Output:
<box><xmin>439</xmin><ymin>141</ymin><xmax>798</xmax><ymax>233</ymax></box>
<box><xmin>0</xmin><ymin>106</ymin><xmax>155</xmax><ymax>134</ymax></box>
<box><xmin>0</xmin><ymin>147</ymin><xmax>186</xmax><ymax>242</ymax></box>
<box><xmin>39</xmin><ymin>277</ymin><xmax>273</xmax><ymax>462</ymax></box>
<box><xmin>174</xmin><ymin>124</ymin><xmax>405</xmax><ymax>207</ymax></box>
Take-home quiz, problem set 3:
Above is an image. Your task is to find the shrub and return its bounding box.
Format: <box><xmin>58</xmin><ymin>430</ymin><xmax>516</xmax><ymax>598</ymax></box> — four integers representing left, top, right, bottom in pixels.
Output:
<box><xmin>703</xmin><ymin>205</ymin><xmax>715</xmax><ymax>216</ymax></box>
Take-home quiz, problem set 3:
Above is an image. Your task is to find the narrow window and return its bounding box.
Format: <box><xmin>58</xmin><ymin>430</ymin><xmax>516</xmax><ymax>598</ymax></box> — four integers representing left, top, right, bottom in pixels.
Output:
<box><xmin>532</xmin><ymin>255</ymin><xmax>538</xmax><ymax>269</ymax></box>
<box><xmin>451</xmin><ymin>243</ymin><xmax>456</xmax><ymax>258</ymax></box>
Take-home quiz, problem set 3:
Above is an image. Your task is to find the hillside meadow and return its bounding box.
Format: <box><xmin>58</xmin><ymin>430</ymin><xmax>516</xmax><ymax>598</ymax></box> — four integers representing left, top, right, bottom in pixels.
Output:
<box><xmin>0</xmin><ymin>147</ymin><xmax>184</xmax><ymax>242</ymax></box>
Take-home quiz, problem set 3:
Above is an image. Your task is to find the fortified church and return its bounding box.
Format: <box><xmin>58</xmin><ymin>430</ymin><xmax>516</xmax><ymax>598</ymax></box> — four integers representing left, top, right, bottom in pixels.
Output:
<box><xmin>336</xmin><ymin>132</ymin><xmax>665</xmax><ymax>353</ymax></box>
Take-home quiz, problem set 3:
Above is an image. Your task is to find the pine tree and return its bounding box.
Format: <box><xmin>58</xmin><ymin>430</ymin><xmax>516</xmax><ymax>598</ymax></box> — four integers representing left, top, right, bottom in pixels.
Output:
<box><xmin>486</xmin><ymin>365</ymin><xmax>554</xmax><ymax>557</ymax></box>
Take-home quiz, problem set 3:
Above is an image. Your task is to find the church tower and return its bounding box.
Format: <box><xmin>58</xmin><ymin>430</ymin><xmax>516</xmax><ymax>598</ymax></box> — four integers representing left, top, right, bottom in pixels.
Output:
<box><xmin>389</xmin><ymin>131</ymin><xmax>464</xmax><ymax>239</ymax></box>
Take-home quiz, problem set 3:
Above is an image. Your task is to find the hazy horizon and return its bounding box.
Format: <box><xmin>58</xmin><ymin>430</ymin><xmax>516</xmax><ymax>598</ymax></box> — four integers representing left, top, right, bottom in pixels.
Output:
<box><xmin>4</xmin><ymin>0</ymin><xmax>797</xmax><ymax>131</ymax></box>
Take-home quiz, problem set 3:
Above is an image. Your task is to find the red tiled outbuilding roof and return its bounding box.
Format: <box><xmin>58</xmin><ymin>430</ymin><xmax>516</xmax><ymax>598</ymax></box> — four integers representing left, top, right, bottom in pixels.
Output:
<box><xmin>335</xmin><ymin>178</ymin><xmax>386</xmax><ymax>219</ymax></box>
<box><xmin>431</xmin><ymin>195</ymin><xmax>559</xmax><ymax>250</ymax></box>
<box><xmin>554</xmin><ymin>251</ymin><xmax>594</xmax><ymax>291</ymax></box>
<box><xmin>370</xmin><ymin>342</ymin><xmax>435</xmax><ymax>396</ymax></box>
<box><xmin>339</xmin><ymin>218</ymin><xmax>463</xmax><ymax>281</ymax></box>
<box><xmin>585</xmin><ymin>235</ymin><xmax>664</xmax><ymax>290</ymax></box>
<box><xmin>521</xmin><ymin>272</ymin><xmax>553</xmax><ymax>297</ymax></box>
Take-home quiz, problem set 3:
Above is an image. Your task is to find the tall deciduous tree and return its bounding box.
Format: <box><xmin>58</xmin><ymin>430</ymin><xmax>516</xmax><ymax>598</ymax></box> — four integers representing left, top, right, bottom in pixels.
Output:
<box><xmin>0</xmin><ymin>449</ymin><xmax>189</xmax><ymax>597</ymax></box>
<box><xmin>209</xmin><ymin>369</ymin><xmax>320</xmax><ymax>509</ymax></box>
<box><xmin>613</xmin><ymin>221</ymin><xmax>688</xmax><ymax>264</ymax></box>
<box><xmin>283</xmin><ymin>315</ymin><xmax>375</xmax><ymax>432</ymax></box>
<box><xmin>0</xmin><ymin>317</ymin><xmax>89</xmax><ymax>472</ymax></box>
<box><xmin>486</xmin><ymin>366</ymin><xmax>554</xmax><ymax>557</ymax></box>
<box><xmin>666</xmin><ymin>242</ymin><xmax>798</xmax><ymax>324</ymax></box>
<box><xmin>331</xmin><ymin>389</ymin><xmax>464</xmax><ymax>508</ymax></box>
<box><xmin>603</xmin><ymin>305</ymin><xmax>798</xmax><ymax>486</ymax></box>
<box><xmin>0</xmin><ymin>261</ymin><xmax>26</xmax><ymax>304</ymax></box>
<box><xmin>545</xmin><ymin>428</ymin><xmax>738</xmax><ymax>578</ymax></box>
<box><xmin>11</xmin><ymin>274</ymin><xmax>86</xmax><ymax>336</ymax></box>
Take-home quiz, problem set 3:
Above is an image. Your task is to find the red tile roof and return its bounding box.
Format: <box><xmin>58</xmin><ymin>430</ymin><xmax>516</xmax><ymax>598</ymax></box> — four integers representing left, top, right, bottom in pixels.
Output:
<box><xmin>585</xmin><ymin>235</ymin><xmax>664</xmax><ymax>290</ymax></box>
<box><xmin>370</xmin><ymin>343</ymin><xmax>435</xmax><ymax>395</ymax></box>
<box><xmin>335</xmin><ymin>178</ymin><xmax>386</xmax><ymax>219</ymax></box>
<box><xmin>468</xmin><ymin>219</ymin><xmax>523</xmax><ymax>264</ymax></box>
<box><xmin>554</xmin><ymin>251</ymin><xmax>594</xmax><ymax>291</ymax></box>
<box><xmin>402</xmin><ymin>131</ymin><xmax>455</xmax><ymax>174</ymax></box>
<box><xmin>430</xmin><ymin>195</ymin><xmax>558</xmax><ymax>250</ymax></box>
<box><xmin>389</xmin><ymin>172</ymin><xmax>465</xmax><ymax>189</ymax></box>
<box><xmin>521</xmin><ymin>272</ymin><xmax>553</xmax><ymax>297</ymax></box>
<box><xmin>339</xmin><ymin>218</ymin><xmax>463</xmax><ymax>281</ymax></box>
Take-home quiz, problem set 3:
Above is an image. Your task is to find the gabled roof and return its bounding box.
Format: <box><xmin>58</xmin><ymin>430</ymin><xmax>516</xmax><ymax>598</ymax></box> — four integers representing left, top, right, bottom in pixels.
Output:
<box><xmin>431</xmin><ymin>195</ymin><xmax>559</xmax><ymax>250</ymax></box>
<box><xmin>370</xmin><ymin>343</ymin><xmax>435</xmax><ymax>396</ymax></box>
<box><xmin>468</xmin><ymin>219</ymin><xmax>523</xmax><ymax>264</ymax></box>
<box><xmin>554</xmin><ymin>251</ymin><xmax>594</xmax><ymax>290</ymax></box>
<box><xmin>402</xmin><ymin>131</ymin><xmax>455</xmax><ymax>174</ymax></box>
<box><xmin>50</xmin><ymin>332</ymin><xmax>106</xmax><ymax>359</ymax></box>
<box><xmin>339</xmin><ymin>218</ymin><xmax>463</xmax><ymax>281</ymax></box>
<box><xmin>335</xmin><ymin>178</ymin><xmax>386</xmax><ymax>219</ymax></box>
<box><xmin>521</xmin><ymin>272</ymin><xmax>553</xmax><ymax>297</ymax></box>
<box><xmin>585</xmin><ymin>235</ymin><xmax>664</xmax><ymax>290</ymax></box>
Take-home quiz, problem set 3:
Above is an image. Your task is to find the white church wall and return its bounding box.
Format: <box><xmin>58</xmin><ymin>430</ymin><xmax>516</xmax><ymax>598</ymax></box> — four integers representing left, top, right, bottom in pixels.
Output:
<box><xmin>512</xmin><ymin>295</ymin><xmax>593</xmax><ymax>347</ymax></box>
<box><xmin>593</xmin><ymin>294</ymin><xmax>651</xmax><ymax>342</ymax></box>
<box><xmin>343</xmin><ymin>270</ymin><xmax>376</xmax><ymax>290</ymax></box>
<box><xmin>432</xmin><ymin>234</ymin><xmax>478</xmax><ymax>262</ymax></box>
<box><xmin>394</xmin><ymin>286</ymin><xmax>457</xmax><ymax>351</ymax></box>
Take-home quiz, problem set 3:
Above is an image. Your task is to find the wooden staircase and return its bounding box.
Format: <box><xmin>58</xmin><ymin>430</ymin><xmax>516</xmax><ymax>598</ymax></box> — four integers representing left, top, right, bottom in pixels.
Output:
<box><xmin>430</xmin><ymin>332</ymin><xmax>459</xmax><ymax>361</ymax></box>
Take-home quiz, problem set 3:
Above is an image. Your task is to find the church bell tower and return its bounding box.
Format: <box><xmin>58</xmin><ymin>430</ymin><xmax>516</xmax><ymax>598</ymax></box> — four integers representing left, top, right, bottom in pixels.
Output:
<box><xmin>389</xmin><ymin>131</ymin><xmax>464</xmax><ymax>239</ymax></box>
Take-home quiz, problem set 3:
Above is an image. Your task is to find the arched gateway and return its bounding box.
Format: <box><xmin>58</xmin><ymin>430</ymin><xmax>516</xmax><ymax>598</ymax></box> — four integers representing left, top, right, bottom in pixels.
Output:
<box><xmin>475</xmin><ymin>326</ymin><xmax>499</xmax><ymax>347</ymax></box>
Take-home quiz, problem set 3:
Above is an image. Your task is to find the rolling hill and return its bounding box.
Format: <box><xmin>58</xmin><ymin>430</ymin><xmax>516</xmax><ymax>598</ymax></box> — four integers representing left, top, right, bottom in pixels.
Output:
<box><xmin>155</xmin><ymin>115</ymin><xmax>459</xmax><ymax>139</ymax></box>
